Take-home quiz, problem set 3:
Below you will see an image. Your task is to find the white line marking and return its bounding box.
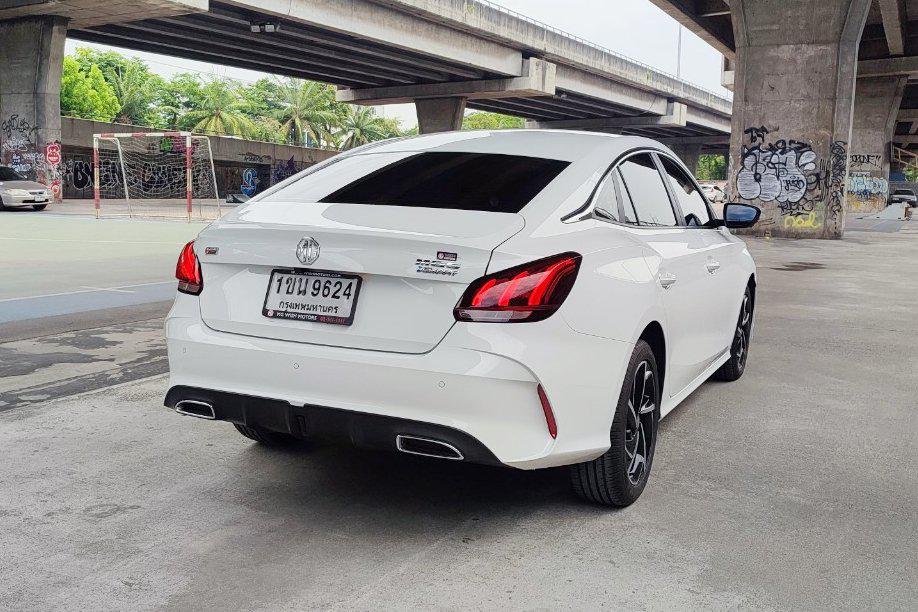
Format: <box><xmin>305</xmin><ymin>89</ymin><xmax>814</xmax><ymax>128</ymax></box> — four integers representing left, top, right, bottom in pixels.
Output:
<box><xmin>79</xmin><ymin>286</ymin><xmax>135</xmax><ymax>294</ymax></box>
<box><xmin>0</xmin><ymin>237</ymin><xmax>183</xmax><ymax>245</ymax></box>
<box><xmin>0</xmin><ymin>281</ymin><xmax>174</xmax><ymax>303</ymax></box>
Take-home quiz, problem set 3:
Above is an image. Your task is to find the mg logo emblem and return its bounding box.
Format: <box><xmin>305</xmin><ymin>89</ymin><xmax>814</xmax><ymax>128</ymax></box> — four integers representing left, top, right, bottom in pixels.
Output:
<box><xmin>296</xmin><ymin>237</ymin><xmax>320</xmax><ymax>265</ymax></box>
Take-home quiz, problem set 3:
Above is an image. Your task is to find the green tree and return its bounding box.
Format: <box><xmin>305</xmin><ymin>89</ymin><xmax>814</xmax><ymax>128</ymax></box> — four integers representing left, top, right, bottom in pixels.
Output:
<box><xmin>60</xmin><ymin>56</ymin><xmax>120</xmax><ymax>121</ymax></box>
<box><xmin>462</xmin><ymin>111</ymin><xmax>524</xmax><ymax>130</ymax></box>
<box><xmin>337</xmin><ymin>105</ymin><xmax>390</xmax><ymax>150</ymax></box>
<box><xmin>275</xmin><ymin>79</ymin><xmax>339</xmax><ymax>147</ymax></box>
<box><xmin>154</xmin><ymin>73</ymin><xmax>204</xmax><ymax>129</ymax></box>
<box><xmin>696</xmin><ymin>154</ymin><xmax>727</xmax><ymax>181</ymax></box>
<box><xmin>179</xmin><ymin>79</ymin><xmax>255</xmax><ymax>137</ymax></box>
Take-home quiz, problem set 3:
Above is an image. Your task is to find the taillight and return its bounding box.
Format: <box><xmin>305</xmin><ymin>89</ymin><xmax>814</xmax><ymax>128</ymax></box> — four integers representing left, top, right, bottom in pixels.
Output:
<box><xmin>454</xmin><ymin>252</ymin><xmax>581</xmax><ymax>323</ymax></box>
<box><xmin>176</xmin><ymin>240</ymin><xmax>202</xmax><ymax>295</ymax></box>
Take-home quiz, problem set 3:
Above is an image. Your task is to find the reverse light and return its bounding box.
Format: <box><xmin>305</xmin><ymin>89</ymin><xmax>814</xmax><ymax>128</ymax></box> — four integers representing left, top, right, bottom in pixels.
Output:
<box><xmin>454</xmin><ymin>253</ymin><xmax>581</xmax><ymax>323</ymax></box>
<box><xmin>176</xmin><ymin>240</ymin><xmax>203</xmax><ymax>295</ymax></box>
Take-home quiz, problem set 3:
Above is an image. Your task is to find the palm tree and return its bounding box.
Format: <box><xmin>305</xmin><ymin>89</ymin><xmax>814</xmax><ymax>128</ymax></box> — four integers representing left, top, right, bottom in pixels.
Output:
<box><xmin>337</xmin><ymin>105</ymin><xmax>390</xmax><ymax>150</ymax></box>
<box><xmin>181</xmin><ymin>79</ymin><xmax>255</xmax><ymax>138</ymax></box>
<box><xmin>109</xmin><ymin>62</ymin><xmax>156</xmax><ymax>125</ymax></box>
<box><xmin>275</xmin><ymin>79</ymin><xmax>338</xmax><ymax>147</ymax></box>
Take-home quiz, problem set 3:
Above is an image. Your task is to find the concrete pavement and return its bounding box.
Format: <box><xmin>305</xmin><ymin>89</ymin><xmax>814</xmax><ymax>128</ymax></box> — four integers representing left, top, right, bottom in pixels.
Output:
<box><xmin>0</xmin><ymin>214</ymin><xmax>204</xmax><ymax>321</ymax></box>
<box><xmin>1</xmin><ymin>232</ymin><xmax>917</xmax><ymax>609</ymax></box>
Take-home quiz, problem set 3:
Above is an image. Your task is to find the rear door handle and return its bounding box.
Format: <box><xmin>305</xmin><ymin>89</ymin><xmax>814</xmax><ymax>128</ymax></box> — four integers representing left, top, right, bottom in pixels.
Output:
<box><xmin>659</xmin><ymin>272</ymin><xmax>677</xmax><ymax>289</ymax></box>
<box><xmin>705</xmin><ymin>261</ymin><xmax>721</xmax><ymax>274</ymax></box>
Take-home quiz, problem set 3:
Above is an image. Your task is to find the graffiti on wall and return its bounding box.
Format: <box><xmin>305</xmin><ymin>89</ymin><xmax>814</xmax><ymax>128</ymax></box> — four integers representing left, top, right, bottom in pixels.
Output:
<box><xmin>849</xmin><ymin>154</ymin><xmax>881</xmax><ymax>170</ymax></box>
<box><xmin>845</xmin><ymin>152</ymin><xmax>888</xmax><ymax>212</ymax></box>
<box><xmin>241</xmin><ymin>168</ymin><xmax>259</xmax><ymax>197</ymax></box>
<box><xmin>846</xmin><ymin>173</ymin><xmax>888</xmax><ymax>212</ymax></box>
<box><xmin>1</xmin><ymin>114</ymin><xmax>42</xmax><ymax>178</ymax></box>
<box><xmin>272</xmin><ymin>156</ymin><xmax>298</xmax><ymax>184</ymax></box>
<box><xmin>0</xmin><ymin>114</ymin><xmax>65</xmax><ymax>202</ymax></box>
<box><xmin>735</xmin><ymin>126</ymin><xmax>848</xmax><ymax>234</ymax></box>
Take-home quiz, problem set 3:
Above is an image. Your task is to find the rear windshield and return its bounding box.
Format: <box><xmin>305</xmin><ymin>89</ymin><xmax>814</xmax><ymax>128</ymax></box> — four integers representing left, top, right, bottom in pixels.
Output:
<box><xmin>268</xmin><ymin>151</ymin><xmax>569</xmax><ymax>213</ymax></box>
<box><xmin>894</xmin><ymin>189</ymin><xmax>914</xmax><ymax>195</ymax></box>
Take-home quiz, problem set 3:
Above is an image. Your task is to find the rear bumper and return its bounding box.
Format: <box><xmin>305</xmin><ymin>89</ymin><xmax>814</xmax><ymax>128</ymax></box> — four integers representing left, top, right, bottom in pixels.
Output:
<box><xmin>165</xmin><ymin>385</ymin><xmax>502</xmax><ymax>465</ymax></box>
<box><xmin>166</xmin><ymin>293</ymin><xmax>633</xmax><ymax>469</ymax></box>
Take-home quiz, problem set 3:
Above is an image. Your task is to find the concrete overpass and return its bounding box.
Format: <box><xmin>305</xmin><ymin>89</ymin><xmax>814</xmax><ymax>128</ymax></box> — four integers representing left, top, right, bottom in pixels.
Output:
<box><xmin>650</xmin><ymin>0</ymin><xmax>918</xmax><ymax>238</ymax></box>
<box><xmin>1</xmin><ymin>0</ymin><xmax>734</xmax><ymax>190</ymax></box>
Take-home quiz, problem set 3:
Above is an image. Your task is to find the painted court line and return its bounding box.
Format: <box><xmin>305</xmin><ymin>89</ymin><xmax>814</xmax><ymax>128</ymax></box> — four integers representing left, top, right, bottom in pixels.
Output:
<box><xmin>0</xmin><ymin>281</ymin><xmax>174</xmax><ymax>303</ymax></box>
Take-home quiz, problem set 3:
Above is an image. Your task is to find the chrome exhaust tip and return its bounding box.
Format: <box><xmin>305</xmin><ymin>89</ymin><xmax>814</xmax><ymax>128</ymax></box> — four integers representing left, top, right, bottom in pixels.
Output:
<box><xmin>395</xmin><ymin>434</ymin><xmax>464</xmax><ymax>461</ymax></box>
<box><xmin>174</xmin><ymin>399</ymin><xmax>216</xmax><ymax>420</ymax></box>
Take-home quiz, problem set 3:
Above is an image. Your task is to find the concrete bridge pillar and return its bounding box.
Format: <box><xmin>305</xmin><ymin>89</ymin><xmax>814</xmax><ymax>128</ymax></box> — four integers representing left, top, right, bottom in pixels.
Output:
<box><xmin>0</xmin><ymin>16</ymin><xmax>67</xmax><ymax>198</ymax></box>
<box><xmin>727</xmin><ymin>0</ymin><xmax>870</xmax><ymax>238</ymax></box>
<box><xmin>846</xmin><ymin>76</ymin><xmax>907</xmax><ymax>214</ymax></box>
<box><xmin>415</xmin><ymin>97</ymin><xmax>467</xmax><ymax>133</ymax></box>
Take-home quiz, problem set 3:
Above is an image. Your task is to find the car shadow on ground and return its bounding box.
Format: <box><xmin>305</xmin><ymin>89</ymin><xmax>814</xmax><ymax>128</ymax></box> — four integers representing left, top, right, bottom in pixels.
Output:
<box><xmin>219</xmin><ymin>435</ymin><xmax>609</xmax><ymax>521</ymax></box>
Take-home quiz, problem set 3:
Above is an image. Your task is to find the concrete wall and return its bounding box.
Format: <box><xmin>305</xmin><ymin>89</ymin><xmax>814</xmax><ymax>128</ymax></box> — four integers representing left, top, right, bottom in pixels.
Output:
<box><xmin>847</xmin><ymin>76</ymin><xmax>906</xmax><ymax>213</ymax></box>
<box><xmin>57</xmin><ymin>118</ymin><xmax>338</xmax><ymax>199</ymax></box>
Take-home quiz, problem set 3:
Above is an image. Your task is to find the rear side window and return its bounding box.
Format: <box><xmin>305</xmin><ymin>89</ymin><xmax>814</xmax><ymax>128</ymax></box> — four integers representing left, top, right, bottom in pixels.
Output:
<box><xmin>660</xmin><ymin>157</ymin><xmax>711</xmax><ymax>226</ymax></box>
<box><xmin>617</xmin><ymin>154</ymin><xmax>678</xmax><ymax>227</ymax></box>
<box><xmin>320</xmin><ymin>152</ymin><xmax>569</xmax><ymax>213</ymax></box>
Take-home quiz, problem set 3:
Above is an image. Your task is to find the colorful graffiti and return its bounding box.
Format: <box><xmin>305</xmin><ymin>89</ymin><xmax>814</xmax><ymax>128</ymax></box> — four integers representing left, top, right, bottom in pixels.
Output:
<box><xmin>241</xmin><ymin>168</ymin><xmax>259</xmax><ymax>197</ymax></box>
<box><xmin>845</xmin><ymin>152</ymin><xmax>888</xmax><ymax>212</ymax></box>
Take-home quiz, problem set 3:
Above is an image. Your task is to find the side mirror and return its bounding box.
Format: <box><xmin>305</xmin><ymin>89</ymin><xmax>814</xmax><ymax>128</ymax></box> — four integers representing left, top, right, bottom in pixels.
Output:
<box><xmin>723</xmin><ymin>203</ymin><xmax>761</xmax><ymax>229</ymax></box>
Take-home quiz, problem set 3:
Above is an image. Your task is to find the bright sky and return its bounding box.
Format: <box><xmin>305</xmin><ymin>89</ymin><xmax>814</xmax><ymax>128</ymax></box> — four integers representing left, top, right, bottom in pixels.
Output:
<box><xmin>64</xmin><ymin>0</ymin><xmax>729</xmax><ymax>128</ymax></box>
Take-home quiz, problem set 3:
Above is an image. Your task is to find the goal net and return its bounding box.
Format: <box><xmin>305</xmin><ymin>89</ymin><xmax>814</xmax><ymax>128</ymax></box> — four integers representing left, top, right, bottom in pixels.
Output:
<box><xmin>93</xmin><ymin>132</ymin><xmax>221</xmax><ymax>220</ymax></box>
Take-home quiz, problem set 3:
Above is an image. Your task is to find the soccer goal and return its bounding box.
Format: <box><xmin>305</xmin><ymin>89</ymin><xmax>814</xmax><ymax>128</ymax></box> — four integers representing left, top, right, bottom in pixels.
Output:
<box><xmin>92</xmin><ymin>132</ymin><xmax>221</xmax><ymax>221</ymax></box>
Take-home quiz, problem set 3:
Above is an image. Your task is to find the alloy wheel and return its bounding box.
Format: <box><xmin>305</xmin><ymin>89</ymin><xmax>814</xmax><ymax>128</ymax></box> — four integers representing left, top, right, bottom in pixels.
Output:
<box><xmin>625</xmin><ymin>361</ymin><xmax>656</xmax><ymax>486</ymax></box>
<box><xmin>733</xmin><ymin>291</ymin><xmax>752</xmax><ymax>370</ymax></box>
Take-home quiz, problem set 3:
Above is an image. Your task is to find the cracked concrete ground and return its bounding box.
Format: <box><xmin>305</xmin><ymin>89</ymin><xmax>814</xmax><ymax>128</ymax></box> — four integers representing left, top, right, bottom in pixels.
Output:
<box><xmin>0</xmin><ymin>232</ymin><xmax>916</xmax><ymax>610</ymax></box>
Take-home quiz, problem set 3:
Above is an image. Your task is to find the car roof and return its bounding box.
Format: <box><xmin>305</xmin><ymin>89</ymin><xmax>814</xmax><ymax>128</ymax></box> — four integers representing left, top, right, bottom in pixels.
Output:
<box><xmin>353</xmin><ymin>129</ymin><xmax>670</xmax><ymax>163</ymax></box>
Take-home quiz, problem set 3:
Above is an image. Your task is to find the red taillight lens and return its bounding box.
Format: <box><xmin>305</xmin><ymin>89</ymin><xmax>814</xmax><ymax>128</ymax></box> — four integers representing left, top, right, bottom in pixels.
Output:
<box><xmin>454</xmin><ymin>252</ymin><xmax>581</xmax><ymax>323</ymax></box>
<box><xmin>176</xmin><ymin>240</ymin><xmax>202</xmax><ymax>295</ymax></box>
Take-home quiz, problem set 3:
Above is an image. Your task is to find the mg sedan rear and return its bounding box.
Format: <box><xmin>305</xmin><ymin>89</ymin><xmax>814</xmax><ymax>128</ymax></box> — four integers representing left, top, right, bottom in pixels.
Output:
<box><xmin>165</xmin><ymin>130</ymin><xmax>758</xmax><ymax>506</ymax></box>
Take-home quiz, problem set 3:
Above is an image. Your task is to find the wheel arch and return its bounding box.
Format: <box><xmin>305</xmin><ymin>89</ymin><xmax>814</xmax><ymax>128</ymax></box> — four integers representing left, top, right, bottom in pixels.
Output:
<box><xmin>638</xmin><ymin>321</ymin><xmax>666</xmax><ymax>398</ymax></box>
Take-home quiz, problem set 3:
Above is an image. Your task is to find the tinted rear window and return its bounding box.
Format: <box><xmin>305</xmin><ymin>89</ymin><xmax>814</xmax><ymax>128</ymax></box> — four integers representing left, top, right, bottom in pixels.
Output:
<box><xmin>319</xmin><ymin>152</ymin><xmax>569</xmax><ymax>213</ymax></box>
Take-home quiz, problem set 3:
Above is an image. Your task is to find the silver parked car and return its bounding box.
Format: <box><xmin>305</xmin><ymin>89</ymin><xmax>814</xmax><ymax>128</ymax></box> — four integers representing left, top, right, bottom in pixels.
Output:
<box><xmin>889</xmin><ymin>188</ymin><xmax>917</xmax><ymax>208</ymax></box>
<box><xmin>0</xmin><ymin>166</ymin><xmax>51</xmax><ymax>211</ymax></box>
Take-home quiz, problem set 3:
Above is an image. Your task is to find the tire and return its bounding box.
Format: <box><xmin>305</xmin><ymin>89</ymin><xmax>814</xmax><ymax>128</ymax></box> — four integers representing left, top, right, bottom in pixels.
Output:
<box><xmin>570</xmin><ymin>340</ymin><xmax>660</xmax><ymax>507</ymax></box>
<box><xmin>32</xmin><ymin>204</ymin><xmax>48</xmax><ymax>211</ymax></box>
<box><xmin>713</xmin><ymin>285</ymin><xmax>754</xmax><ymax>382</ymax></box>
<box><xmin>233</xmin><ymin>423</ymin><xmax>299</xmax><ymax>446</ymax></box>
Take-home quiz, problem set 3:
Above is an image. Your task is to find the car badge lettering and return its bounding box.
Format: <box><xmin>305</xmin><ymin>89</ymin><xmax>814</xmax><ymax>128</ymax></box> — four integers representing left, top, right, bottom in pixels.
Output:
<box><xmin>416</xmin><ymin>258</ymin><xmax>460</xmax><ymax>276</ymax></box>
<box><xmin>204</xmin><ymin>246</ymin><xmax>219</xmax><ymax>255</ymax></box>
<box><xmin>296</xmin><ymin>237</ymin><xmax>320</xmax><ymax>265</ymax></box>
<box><xmin>437</xmin><ymin>251</ymin><xmax>458</xmax><ymax>261</ymax></box>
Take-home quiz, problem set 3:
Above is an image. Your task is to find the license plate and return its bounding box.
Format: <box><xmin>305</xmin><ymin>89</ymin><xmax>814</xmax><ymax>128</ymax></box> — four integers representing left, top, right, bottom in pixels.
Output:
<box><xmin>263</xmin><ymin>269</ymin><xmax>361</xmax><ymax>326</ymax></box>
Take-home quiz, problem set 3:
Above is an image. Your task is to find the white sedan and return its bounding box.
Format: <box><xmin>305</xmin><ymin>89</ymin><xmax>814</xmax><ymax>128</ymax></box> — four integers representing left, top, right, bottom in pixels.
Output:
<box><xmin>0</xmin><ymin>166</ymin><xmax>51</xmax><ymax>211</ymax></box>
<box><xmin>165</xmin><ymin>130</ymin><xmax>759</xmax><ymax>507</ymax></box>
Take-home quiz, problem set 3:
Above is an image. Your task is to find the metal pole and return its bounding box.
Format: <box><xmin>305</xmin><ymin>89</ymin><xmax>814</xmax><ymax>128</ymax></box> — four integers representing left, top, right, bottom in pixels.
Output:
<box><xmin>676</xmin><ymin>25</ymin><xmax>683</xmax><ymax>79</ymax></box>
<box><xmin>92</xmin><ymin>136</ymin><xmax>100</xmax><ymax>219</ymax></box>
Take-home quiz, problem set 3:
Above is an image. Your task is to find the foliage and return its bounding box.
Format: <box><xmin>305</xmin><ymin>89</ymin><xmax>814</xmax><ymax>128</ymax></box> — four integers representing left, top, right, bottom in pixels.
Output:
<box><xmin>274</xmin><ymin>79</ymin><xmax>339</xmax><ymax>147</ymax></box>
<box><xmin>696</xmin><ymin>154</ymin><xmax>727</xmax><ymax>181</ymax></box>
<box><xmin>60</xmin><ymin>57</ymin><xmax>121</xmax><ymax>122</ymax></box>
<box><xmin>61</xmin><ymin>48</ymin><xmax>413</xmax><ymax>149</ymax></box>
<box><xmin>462</xmin><ymin>111</ymin><xmax>524</xmax><ymax>130</ymax></box>
<box><xmin>337</xmin><ymin>105</ymin><xmax>392</xmax><ymax>149</ymax></box>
